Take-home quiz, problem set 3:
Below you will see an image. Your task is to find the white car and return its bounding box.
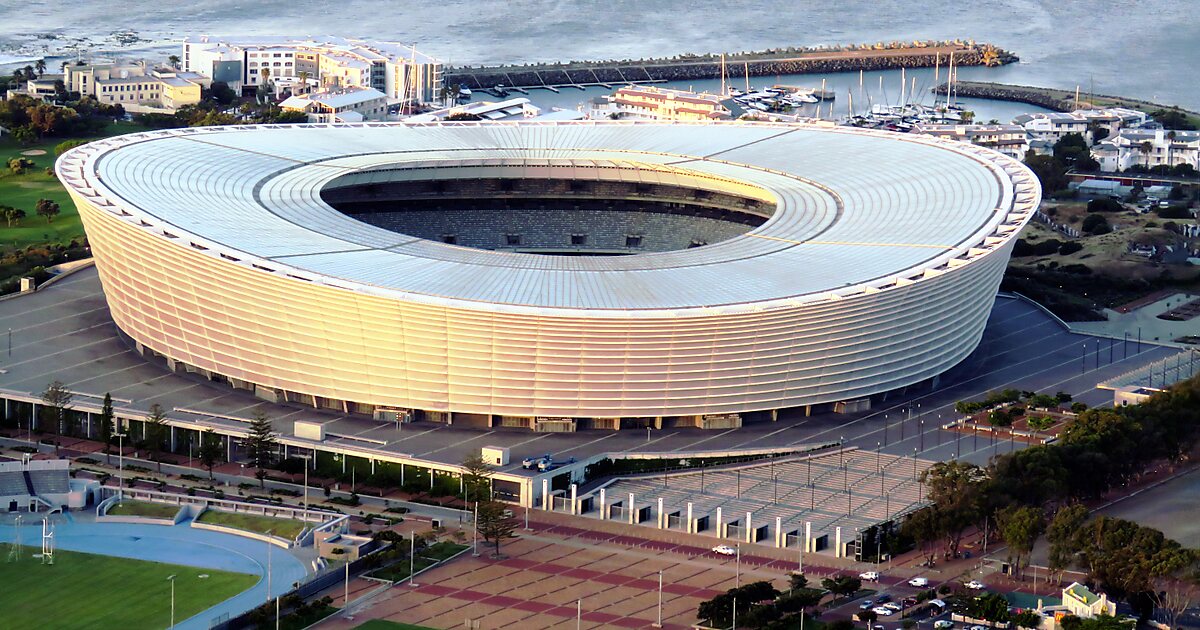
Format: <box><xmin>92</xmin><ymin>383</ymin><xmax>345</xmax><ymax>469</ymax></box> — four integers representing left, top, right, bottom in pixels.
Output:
<box><xmin>970</xmin><ymin>626</ymin><xmax>988</xmax><ymax>630</ymax></box>
<box><xmin>872</xmin><ymin>607</ymin><xmax>895</xmax><ymax>616</ymax></box>
<box><xmin>859</xmin><ymin>571</ymin><xmax>880</xmax><ymax>581</ymax></box>
<box><xmin>884</xmin><ymin>602</ymin><xmax>903</xmax><ymax>611</ymax></box>
<box><xmin>859</xmin><ymin>600</ymin><xmax>875</xmax><ymax>610</ymax></box>
<box><xmin>965</xmin><ymin>580</ymin><xmax>986</xmax><ymax>590</ymax></box>
<box><xmin>711</xmin><ymin>545</ymin><xmax>736</xmax><ymax>556</ymax></box>
<box><xmin>934</xmin><ymin>622</ymin><xmax>954</xmax><ymax>630</ymax></box>
<box><xmin>908</xmin><ymin>577</ymin><xmax>929</xmax><ymax>587</ymax></box>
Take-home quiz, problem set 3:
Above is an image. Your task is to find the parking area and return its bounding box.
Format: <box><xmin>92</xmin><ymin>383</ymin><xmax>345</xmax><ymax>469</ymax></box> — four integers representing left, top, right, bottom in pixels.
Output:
<box><xmin>0</xmin><ymin>269</ymin><xmax>1181</xmax><ymax>475</ymax></box>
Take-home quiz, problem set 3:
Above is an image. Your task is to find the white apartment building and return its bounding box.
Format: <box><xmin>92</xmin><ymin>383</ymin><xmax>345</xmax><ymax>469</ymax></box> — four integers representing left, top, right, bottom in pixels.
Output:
<box><xmin>279</xmin><ymin>86</ymin><xmax>388</xmax><ymax>123</ymax></box>
<box><xmin>914</xmin><ymin>123</ymin><xmax>1030</xmax><ymax>159</ymax></box>
<box><xmin>1091</xmin><ymin>128</ymin><xmax>1200</xmax><ymax>172</ymax></box>
<box><xmin>62</xmin><ymin>63</ymin><xmax>205</xmax><ymax>113</ymax></box>
<box><xmin>183</xmin><ymin>36</ymin><xmax>442</xmax><ymax>106</ymax></box>
<box><xmin>1013</xmin><ymin>108</ymin><xmax>1151</xmax><ymax>145</ymax></box>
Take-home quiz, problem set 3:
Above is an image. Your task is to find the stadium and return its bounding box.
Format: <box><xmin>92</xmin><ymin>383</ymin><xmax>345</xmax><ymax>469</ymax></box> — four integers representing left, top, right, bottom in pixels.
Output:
<box><xmin>57</xmin><ymin>121</ymin><xmax>1039</xmax><ymax>432</ymax></box>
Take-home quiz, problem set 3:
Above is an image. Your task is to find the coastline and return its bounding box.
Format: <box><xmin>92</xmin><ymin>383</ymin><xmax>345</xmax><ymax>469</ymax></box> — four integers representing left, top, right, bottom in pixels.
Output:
<box><xmin>935</xmin><ymin>80</ymin><xmax>1200</xmax><ymax>126</ymax></box>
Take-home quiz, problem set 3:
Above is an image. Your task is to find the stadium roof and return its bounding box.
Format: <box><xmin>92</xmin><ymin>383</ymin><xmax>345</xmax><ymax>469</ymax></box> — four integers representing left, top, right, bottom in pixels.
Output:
<box><xmin>64</xmin><ymin>121</ymin><xmax>1038</xmax><ymax>315</ymax></box>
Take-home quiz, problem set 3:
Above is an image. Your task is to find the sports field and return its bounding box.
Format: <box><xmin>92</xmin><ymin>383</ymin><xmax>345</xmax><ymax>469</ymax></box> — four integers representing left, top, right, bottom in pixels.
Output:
<box><xmin>0</xmin><ymin>545</ymin><xmax>257</xmax><ymax>629</ymax></box>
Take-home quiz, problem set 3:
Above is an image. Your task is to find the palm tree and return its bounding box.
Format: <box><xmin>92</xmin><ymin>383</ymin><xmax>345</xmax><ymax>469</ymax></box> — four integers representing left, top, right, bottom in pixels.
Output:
<box><xmin>297</xmin><ymin>70</ymin><xmax>310</xmax><ymax>94</ymax></box>
<box><xmin>168</xmin><ymin>54</ymin><xmax>180</xmax><ymax>69</ymax></box>
<box><xmin>34</xmin><ymin>59</ymin><xmax>46</xmax><ymax>77</ymax></box>
<box><xmin>1140</xmin><ymin>140</ymin><xmax>1154</xmax><ymax>168</ymax></box>
<box><xmin>1166</xmin><ymin>130</ymin><xmax>1177</xmax><ymax>167</ymax></box>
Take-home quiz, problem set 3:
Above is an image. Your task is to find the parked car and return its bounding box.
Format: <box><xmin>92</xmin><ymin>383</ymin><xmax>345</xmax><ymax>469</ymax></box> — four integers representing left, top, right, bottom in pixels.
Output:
<box><xmin>884</xmin><ymin>602</ymin><xmax>903</xmax><ymax>611</ymax></box>
<box><xmin>872</xmin><ymin>607</ymin><xmax>895</xmax><ymax>616</ymax></box>
<box><xmin>934</xmin><ymin>621</ymin><xmax>954</xmax><ymax>629</ymax></box>
<box><xmin>970</xmin><ymin>625</ymin><xmax>988</xmax><ymax>630</ymax></box>
<box><xmin>860</xmin><ymin>600</ymin><xmax>876</xmax><ymax>610</ymax></box>
<box><xmin>965</xmin><ymin>580</ymin><xmax>986</xmax><ymax>590</ymax></box>
<box><xmin>860</xmin><ymin>571</ymin><xmax>881</xmax><ymax>581</ymax></box>
<box><xmin>908</xmin><ymin>577</ymin><xmax>929</xmax><ymax>587</ymax></box>
<box><xmin>711</xmin><ymin>545</ymin><xmax>736</xmax><ymax>556</ymax></box>
<box><xmin>902</xmin><ymin>597</ymin><xmax>919</xmax><ymax>607</ymax></box>
<box><xmin>875</xmin><ymin>594</ymin><xmax>892</xmax><ymax>604</ymax></box>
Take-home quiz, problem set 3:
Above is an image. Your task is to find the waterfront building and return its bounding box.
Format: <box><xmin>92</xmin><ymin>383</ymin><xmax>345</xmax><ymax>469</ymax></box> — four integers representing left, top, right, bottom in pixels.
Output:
<box><xmin>1013</xmin><ymin>111</ymin><xmax>1091</xmax><ymax>144</ymax></box>
<box><xmin>182</xmin><ymin>36</ymin><xmax>442</xmax><ymax>106</ymax></box>
<box><xmin>1091</xmin><ymin>128</ymin><xmax>1200</xmax><ymax>172</ymax></box>
<box><xmin>913</xmin><ymin>123</ymin><xmax>1030</xmax><ymax>159</ymax></box>
<box><xmin>587</xmin><ymin>85</ymin><xmax>733</xmax><ymax>121</ymax></box>
<box><xmin>279</xmin><ymin>86</ymin><xmax>388</xmax><ymax>123</ymax></box>
<box><xmin>4</xmin><ymin>73</ymin><xmax>63</xmax><ymax>101</ymax></box>
<box><xmin>61</xmin><ymin>62</ymin><xmax>205</xmax><ymax>113</ymax></box>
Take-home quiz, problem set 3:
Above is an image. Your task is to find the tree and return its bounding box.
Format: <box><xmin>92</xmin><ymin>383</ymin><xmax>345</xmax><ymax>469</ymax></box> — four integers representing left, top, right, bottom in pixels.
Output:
<box><xmin>460</xmin><ymin>453</ymin><xmax>493</xmax><ymax>503</ymax></box>
<box><xmin>996</xmin><ymin>505</ymin><xmax>1044</xmax><ymax>579</ymax></box>
<box><xmin>1</xmin><ymin>206</ymin><xmax>25</xmax><ymax>227</ymax></box>
<box><xmin>963</xmin><ymin>592</ymin><xmax>1011</xmax><ymax>624</ymax></box>
<box><xmin>1077</xmin><ymin>614</ymin><xmax>1134</xmax><ymax>630</ymax></box>
<box><xmin>822</xmin><ymin>575</ymin><xmax>862</xmax><ymax>602</ymax></box>
<box><xmin>1012</xmin><ymin>610</ymin><xmax>1043</xmax><ymax>629</ymax></box>
<box><xmin>34</xmin><ymin>59</ymin><xmax>46</xmax><ymax>77</ymax></box>
<box><xmin>241</xmin><ymin>411</ymin><xmax>278</xmax><ymax>487</ymax></box>
<box><xmin>859</xmin><ymin>609</ymin><xmax>878</xmax><ymax>625</ymax></box>
<box><xmin>143</xmin><ymin>403</ymin><xmax>170</xmax><ymax>473</ymax></box>
<box><xmin>446</xmin><ymin>111</ymin><xmax>483</xmax><ymax>121</ymax></box>
<box><xmin>901</xmin><ymin>505</ymin><xmax>942</xmax><ymax>567</ymax></box>
<box><xmin>921</xmin><ymin>460</ymin><xmax>988</xmax><ymax>559</ymax></box>
<box><xmin>1027</xmin><ymin>415</ymin><xmax>1054</xmax><ymax>432</ymax></box>
<box><xmin>40</xmin><ymin>380</ymin><xmax>73</xmax><ymax>435</ymax></box>
<box><xmin>168</xmin><ymin>55</ymin><xmax>181</xmax><ymax>69</ymax></box>
<box><xmin>1072</xmin><ymin>516</ymin><xmax>1193</xmax><ymax>598</ymax></box>
<box><xmin>1152</xmin><ymin>571</ymin><xmax>1200</xmax><ymax>630</ymax></box>
<box><xmin>209</xmin><ymin>81</ymin><xmax>236</xmax><ymax>105</ymax></box>
<box><xmin>1054</xmin><ymin>133</ymin><xmax>1090</xmax><ymax>168</ymax></box>
<box><xmin>198</xmin><ymin>429</ymin><xmax>223</xmax><ymax>480</ymax></box>
<box><xmin>475</xmin><ymin>499</ymin><xmax>517</xmax><ymax>557</ymax></box>
<box><xmin>789</xmin><ymin>572</ymin><xmax>809</xmax><ymax>592</ymax></box>
<box><xmin>98</xmin><ymin>392</ymin><xmax>114</xmax><ymax>458</ymax></box>
<box><xmin>35</xmin><ymin>198</ymin><xmax>60</xmax><ymax>224</ymax></box>
<box><xmin>1081</xmin><ymin>213</ymin><xmax>1110</xmax><ymax>235</ymax></box>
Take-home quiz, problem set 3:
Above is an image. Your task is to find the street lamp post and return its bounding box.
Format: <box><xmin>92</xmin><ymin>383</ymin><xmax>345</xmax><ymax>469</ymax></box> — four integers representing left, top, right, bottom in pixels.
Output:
<box><xmin>735</xmin><ymin>543</ymin><xmax>741</xmax><ymax>588</ymax></box>
<box><xmin>472</xmin><ymin>501</ymin><xmax>479</xmax><ymax>556</ymax></box>
<box><xmin>266</xmin><ymin>529</ymin><xmax>273</xmax><ymax>602</ymax></box>
<box><xmin>653</xmin><ymin>570</ymin><xmax>663</xmax><ymax>628</ymax></box>
<box><xmin>115</xmin><ymin>432</ymin><xmax>127</xmax><ymax>499</ymax></box>
<box><xmin>167</xmin><ymin>574</ymin><xmax>176</xmax><ymax>629</ymax></box>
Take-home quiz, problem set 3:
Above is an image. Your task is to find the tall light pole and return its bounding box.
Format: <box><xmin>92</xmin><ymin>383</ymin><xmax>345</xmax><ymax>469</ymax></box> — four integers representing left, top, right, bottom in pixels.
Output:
<box><xmin>266</xmin><ymin>529</ymin><xmax>273</xmax><ymax>602</ymax></box>
<box><xmin>735</xmin><ymin>543</ymin><xmax>741</xmax><ymax>589</ymax></box>
<box><xmin>654</xmin><ymin>570</ymin><xmax>663</xmax><ymax>628</ymax></box>
<box><xmin>472</xmin><ymin>501</ymin><xmax>479</xmax><ymax>556</ymax></box>
<box><xmin>299</xmin><ymin>453</ymin><xmax>312</xmax><ymax>525</ymax></box>
<box><xmin>115</xmin><ymin>432</ymin><xmax>127</xmax><ymax>499</ymax></box>
<box><xmin>576</xmin><ymin>598</ymin><xmax>581</xmax><ymax>630</ymax></box>
<box><xmin>167</xmin><ymin>574</ymin><xmax>176</xmax><ymax>629</ymax></box>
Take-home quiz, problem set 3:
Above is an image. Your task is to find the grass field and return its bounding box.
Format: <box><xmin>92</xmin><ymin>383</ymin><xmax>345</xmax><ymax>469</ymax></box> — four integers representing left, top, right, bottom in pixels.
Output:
<box><xmin>106</xmin><ymin>500</ymin><xmax>181</xmax><ymax>519</ymax></box>
<box><xmin>0</xmin><ymin>545</ymin><xmax>256</xmax><ymax>629</ymax></box>
<box><xmin>196</xmin><ymin>509</ymin><xmax>307</xmax><ymax>539</ymax></box>
<box><xmin>0</xmin><ymin>122</ymin><xmax>152</xmax><ymax>252</ymax></box>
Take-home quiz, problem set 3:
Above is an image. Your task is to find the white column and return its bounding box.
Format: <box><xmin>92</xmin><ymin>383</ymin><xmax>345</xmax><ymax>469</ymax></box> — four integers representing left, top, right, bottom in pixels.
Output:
<box><xmin>804</xmin><ymin>521</ymin><xmax>812</xmax><ymax>553</ymax></box>
<box><xmin>716</xmin><ymin>507</ymin><xmax>724</xmax><ymax>538</ymax></box>
<box><xmin>628</xmin><ymin>492</ymin><xmax>635</xmax><ymax>524</ymax></box>
<box><xmin>775</xmin><ymin>516</ymin><xmax>783</xmax><ymax>548</ymax></box>
<box><xmin>541</xmin><ymin>478</ymin><xmax>550</xmax><ymax>511</ymax></box>
<box><xmin>686</xmin><ymin>502</ymin><xmax>693</xmax><ymax>534</ymax></box>
<box><xmin>745</xmin><ymin>511</ymin><xmax>754</xmax><ymax>543</ymax></box>
<box><xmin>835</xmin><ymin>526</ymin><xmax>843</xmax><ymax>558</ymax></box>
<box><xmin>599</xmin><ymin>488</ymin><xmax>607</xmax><ymax>520</ymax></box>
<box><xmin>657</xmin><ymin>497</ymin><xmax>665</xmax><ymax>529</ymax></box>
<box><xmin>570</xmin><ymin>484</ymin><xmax>577</xmax><ymax>515</ymax></box>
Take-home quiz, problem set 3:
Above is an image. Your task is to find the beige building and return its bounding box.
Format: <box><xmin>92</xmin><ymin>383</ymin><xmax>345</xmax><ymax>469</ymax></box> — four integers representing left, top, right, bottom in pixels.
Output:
<box><xmin>63</xmin><ymin>63</ymin><xmax>205</xmax><ymax>113</ymax></box>
<box><xmin>589</xmin><ymin>86</ymin><xmax>732</xmax><ymax>121</ymax></box>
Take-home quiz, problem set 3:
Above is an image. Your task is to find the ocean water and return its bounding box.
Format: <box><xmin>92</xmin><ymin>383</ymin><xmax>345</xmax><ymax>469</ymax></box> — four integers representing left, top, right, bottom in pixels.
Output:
<box><xmin>1</xmin><ymin>0</ymin><xmax>1195</xmax><ymax>110</ymax></box>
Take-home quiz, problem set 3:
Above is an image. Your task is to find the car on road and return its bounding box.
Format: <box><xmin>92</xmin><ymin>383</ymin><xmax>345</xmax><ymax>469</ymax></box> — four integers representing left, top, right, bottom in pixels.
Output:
<box><xmin>901</xmin><ymin>597</ymin><xmax>919</xmax><ymax>607</ymax></box>
<box><xmin>875</xmin><ymin>594</ymin><xmax>892</xmax><ymax>604</ymax></box>
<box><xmin>859</xmin><ymin>600</ymin><xmax>875</xmax><ymax>610</ymax></box>
<box><xmin>934</xmin><ymin>621</ymin><xmax>954</xmax><ymax>629</ymax></box>
<box><xmin>965</xmin><ymin>580</ymin><xmax>986</xmax><ymax>590</ymax></box>
<box><xmin>908</xmin><ymin>577</ymin><xmax>929</xmax><ymax>587</ymax></box>
<box><xmin>970</xmin><ymin>625</ymin><xmax>988</xmax><ymax>630</ymax></box>
<box><xmin>860</xmin><ymin>571</ymin><xmax>881</xmax><ymax>581</ymax></box>
<box><xmin>872</xmin><ymin>625</ymin><xmax>886</xmax><ymax>630</ymax></box>
<box><xmin>884</xmin><ymin>602</ymin><xmax>903</xmax><ymax>611</ymax></box>
<box><xmin>872</xmin><ymin>607</ymin><xmax>895</xmax><ymax>616</ymax></box>
<box><xmin>711</xmin><ymin>545</ymin><xmax>736</xmax><ymax>556</ymax></box>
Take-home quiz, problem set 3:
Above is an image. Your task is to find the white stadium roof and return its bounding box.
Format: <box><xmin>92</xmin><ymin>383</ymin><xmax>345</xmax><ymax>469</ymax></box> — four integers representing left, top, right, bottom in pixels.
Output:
<box><xmin>66</xmin><ymin>121</ymin><xmax>1038</xmax><ymax>315</ymax></box>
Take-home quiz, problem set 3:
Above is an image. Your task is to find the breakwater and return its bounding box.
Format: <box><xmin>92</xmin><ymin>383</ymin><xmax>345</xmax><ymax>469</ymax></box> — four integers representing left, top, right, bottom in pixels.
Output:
<box><xmin>444</xmin><ymin>41</ymin><xmax>1016</xmax><ymax>90</ymax></box>
<box><xmin>935</xmin><ymin>81</ymin><xmax>1200</xmax><ymax>121</ymax></box>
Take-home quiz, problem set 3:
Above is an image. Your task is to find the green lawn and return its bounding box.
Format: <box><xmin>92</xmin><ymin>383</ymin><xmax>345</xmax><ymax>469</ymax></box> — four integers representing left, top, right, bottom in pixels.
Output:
<box><xmin>196</xmin><ymin>509</ymin><xmax>307</xmax><ymax>539</ymax></box>
<box><xmin>0</xmin><ymin>121</ymin><xmax>153</xmax><ymax>251</ymax></box>
<box><xmin>354</xmin><ymin>621</ymin><xmax>439</xmax><ymax>630</ymax></box>
<box><xmin>106</xmin><ymin>500</ymin><xmax>181</xmax><ymax>519</ymax></box>
<box><xmin>0</xmin><ymin>545</ymin><xmax>256</xmax><ymax>629</ymax></box>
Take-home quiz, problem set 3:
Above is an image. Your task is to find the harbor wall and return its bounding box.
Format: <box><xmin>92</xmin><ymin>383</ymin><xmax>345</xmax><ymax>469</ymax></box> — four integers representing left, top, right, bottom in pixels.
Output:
<box><xmin>935</xmin><ymin>81</ymin><xmax>1200</xmax><ymax>120</ymax></box>
<box><xmin>445</xmin><ymin>43</ymin><xmax>1016</xmax><ymax>90</ymax></box>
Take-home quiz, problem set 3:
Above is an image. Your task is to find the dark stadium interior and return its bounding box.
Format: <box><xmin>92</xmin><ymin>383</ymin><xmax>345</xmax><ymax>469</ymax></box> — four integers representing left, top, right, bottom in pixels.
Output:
<box><xmin>321</xmin><ymin>176</ymin><xmax>777</xmax><ymax>253</ymax></box>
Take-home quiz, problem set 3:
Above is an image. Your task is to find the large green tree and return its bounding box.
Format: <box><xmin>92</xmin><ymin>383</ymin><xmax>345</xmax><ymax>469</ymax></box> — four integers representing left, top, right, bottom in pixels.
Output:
<box><xmin>475</xmin><ymin>499</ymin><xmax>517</xmax><ymax>557</ymax></box>
<box><xmin>460</xmin><ymin>453</ymin><xmax>493</xmax><ymax>503</ymax></box>
<box><xmin>821</xmin><ymin>575</ymin><xmax>862</xmax><ymax>602</ymax></box>
<box><xmin>921</xmin><ymin>461</ymin><xmax>988</xmax><ymax>558</ymax></box>
<box><xmin>1072</xmin><ymin>516</ymin><xmax>1194</xmax><ymax>598</ymax></box>
<box><xmin>198</xmin><ymin>429</ymin><xmax>223</xmax><ymax>480</ymax></box>
<box><xmin>996</xmin><ymin>505</ymin><xmax>1045</xmax><ymax>579</ymax></box>
<box><xmin>142</xmin><ymin>403</ymin><xmax>170</xmax><ymax>473</ymax></box>
<box><xmin>39</xmin><ymin>380</ymin><xmax>73</xmax><ymax>435</ymax></box>
<box><xmin>98</xmin><ymin>392</ymin><xmax>114</xmax><ymax>460</ymax></box>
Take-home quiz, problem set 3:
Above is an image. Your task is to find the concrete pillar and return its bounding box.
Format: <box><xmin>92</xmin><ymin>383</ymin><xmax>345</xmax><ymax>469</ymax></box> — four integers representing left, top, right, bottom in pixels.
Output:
<box><xmin>170</xmin><ymin>425</ymin><xmax>176</xmax><ymax>451</ymax></box>
<box><xmin>370</xmin><ymin>459</ymin><xmax>375</xmax><ymax>474</ymax></box>
<box><xmin>805</xmin><ymin>521</ymin><xmax>812</xmax><ymax>553</ymax></box>
<box><xmin>86</xmin><ymin>411</ymin><xmax>92</xmax><ymax>438</ymax></box>
<box><xmin>30</xmin><ymin>403</ymin><xmax>36</xmax><ymax>431</ymax></box>
<box><xmin>657</xmin><ymin>497</ymin><xmax>665</xmax><ymax>528</ymax></box>
<box><xmin>835</xmin><ymin>526</ymin><xmax>843</xmax><ymax>558</ymax></box>
<box><xmin>775</xmin><ymin>516</ymin><xmax>783</xmax><ymax>548</ymax></box>
<box><xmin>716</xmin><ymin>507</ymin><xmax>724</xmax><ymax>538</ymax></box>
<box><xmin>686</xmin><ymin>502</ymin><xmax>693</xmax><ymax>534</ymax></box>
<box><xmin>542</xmin><ymin>478</ymin><xmax>550</xmax><ymax>511</ymax></box>
<box><xmin>282</xmin><ymin>444</ymin><xmax>288</xmax><ymax>459</ymax></box>
<box><xmin>226</xmin><ymin>435</ymin><xmax>232</xmax><ymax>462</ymax></box>
<box><xmin>570</xmin><ymin>484</ymin><xmax>578</xmax><ymax>515</ymax></box>
<box><xmin>627</xmin><ymin>492</ymin><xmax>635</xmax><ymax>524</ymax></box>
<box><xmin>599</xmin><ymin>488</ymin><xmax>607</xmax><ymax>520</ymax></box>
<box><xmin>746</xmin><ymin>511</ymin><xmax>754</xmax><ymax>543</ymax></box>
<box><xmin>341</xmin><ymin>456</ymin><xmax>346</xmax><ymax>474</ymax></box>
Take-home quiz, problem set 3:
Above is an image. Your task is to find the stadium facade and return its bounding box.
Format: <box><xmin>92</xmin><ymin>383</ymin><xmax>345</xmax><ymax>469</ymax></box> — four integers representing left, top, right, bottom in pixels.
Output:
<box><xmin>58</xmin><ymin>122</ymin><xmax>1039</xmax><ymax>431</ymax></box>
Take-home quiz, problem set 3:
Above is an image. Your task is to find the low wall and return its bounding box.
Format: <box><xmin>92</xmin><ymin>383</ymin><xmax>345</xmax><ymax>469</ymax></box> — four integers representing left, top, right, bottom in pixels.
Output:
<box><xmin>190</xmin><ymin>517</ymin><xmax>294</xmax><ymax>549</ymax></box>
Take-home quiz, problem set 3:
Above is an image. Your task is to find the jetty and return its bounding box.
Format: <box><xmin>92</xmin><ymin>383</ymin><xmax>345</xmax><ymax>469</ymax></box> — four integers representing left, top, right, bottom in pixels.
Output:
<box><xmin>933</xmin><ymin>80</ymin><xmax>1200</xmax><ymax>126</ymax></box>
<box><xmin>444</xmin><ymin>40</ymin><xmax>1016</xmax><ymax>91</ymax></box>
